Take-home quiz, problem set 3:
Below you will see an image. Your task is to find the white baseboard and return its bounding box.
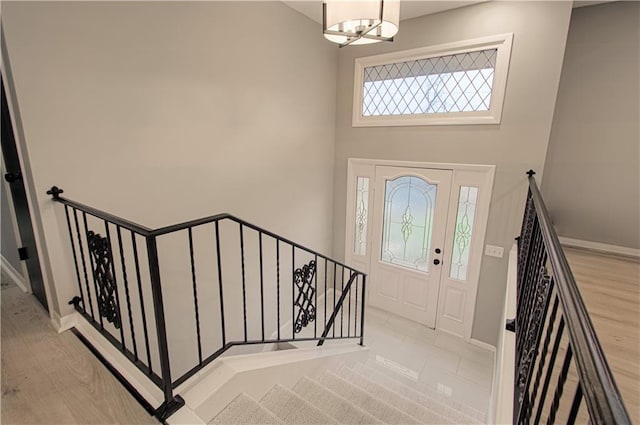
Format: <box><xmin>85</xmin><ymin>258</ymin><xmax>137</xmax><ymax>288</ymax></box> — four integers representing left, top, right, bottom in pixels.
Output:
<box><xmin>53</xmin><ymin>312</ymin><xmax>78</xmax><ymax>333</ymax></box>
<box><xmin>559</xmin><ymin>237</ymin><xmax>640</xmax><ymax>258</ymax></box>
<box><xmin>469</xmin><ymin>338</ymin><xmax>496</xmax><ymax>353</ymax></box>
<box><xmin>51</xmin><ymin>311</ymin><xmax>62</xmax><ymax>331</ymax></box>
<box><xmin>1</xmin><ymin>254</ymin><xmax>29</xmax><ymax>293</ymax></box>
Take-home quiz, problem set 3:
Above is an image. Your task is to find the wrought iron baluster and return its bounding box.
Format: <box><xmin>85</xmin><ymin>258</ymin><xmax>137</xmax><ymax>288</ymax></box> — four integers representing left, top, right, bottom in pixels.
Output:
<box><xmin>292</xmin><ymin>246</ymin><xmax>295</xmax><ymax>340</ymax></box>
<box><xmin>131</xmin><ymin>231</ymin><xmax>152</xmax><ymax>374</ymax></box>
<box><xmin>331</xmin><ymin>262</ymin><xmax>338</xmax><ymax>338</ymax></box>
<box><xmin>214</xmin><ymin>221</ymin><xmax>226</xmax><ymax>346</ymax></box>
<box><xmin>318</xmin><ymin>272</ymin><xmax>357</xmax><ymax>346</ymax></box>
<box><xmin>65</xmin><ymin>205</ymin><xmax>85</xmax><ymax>311</ymax></box>
<box><xmin>360</xmin><ymin>275</ymin><xmax>366</xmax><ymax>345</ymax></box>
<box><xmin>83</xmin><ymin>213</ymin><xmax>104</xmax><ymax>329</ymax></box>
<box><xmin>518</xmin><ymin>224</ymin><xmax>544</xmax><ymax>371</ymax></box>
<box><xmin>341</xmin><ymin>266</ymin><xmax>345</xmax><ymax>337</ymax></box>
<box><xmin>116</xmin><ymin>225</ymin><xmax>138</xmax><ymax>360</ymax></box>
<box><xmin>533</xmin><ymin>317</ymin><xmax>566</xmax><ymax>425</ymax></box>
<box><xmin>528</xmin><ymin>294</ymin><xmax>560</xmax><ymax>421</ymax></box>
<box><xmin>546</xmin><ymin>345</ymin><xmax>574</xmax><ymax>425</ymax></box>
<box><xmin>276</xmin><ymin>240</ymin><xmax>280</xmax><ymax>340</ymax></box>
<box><xmin>146</xmin><ymin>235</ymin><xmax>184</xmax><ymax>419</ymax></box>
<box><xmin>240</xmin><ymin>223</ymin><xmax>247</xmax><ymax>342</ymax></box>
<box><xmin>104</xmin><ymin>221</ymin><xmax>126</xmax><ymax>348</ymax></box>
<box><xmin>348</xmin><ymin>270</ymin><xmax>352</xmax><ymax>338</ymax></box>
<box><xmin>324</xmin><ymin>259</ymin><xmax>328</xmax><ymax>331</ymax></box>
<box><xmin>188</xmin><ymin>227</ymin><xmax>203</xmax><ymax>364</ymax></box>
<box><xmin>259</xmin><ymin>232</ymin><xmax>265</xmax><ymax>342</ymax></box>
<box><xmin>74</xmin><ymin>209</ymin><xmax>94</xmax><ymax>319</ymax></box>
<box><xmin>567</xmin><ymin>384</ymin><xmax>584</xmax><ymax>425</ymax></box>
<box><xmin>314</xmin><ymin>254</ymin><xmax>318</xmax><ymax>339</ymax></box>
<box><xmin>354</xmin><ymin>274</ymin><xmax>359</xmax><ymax>337</ymax></box>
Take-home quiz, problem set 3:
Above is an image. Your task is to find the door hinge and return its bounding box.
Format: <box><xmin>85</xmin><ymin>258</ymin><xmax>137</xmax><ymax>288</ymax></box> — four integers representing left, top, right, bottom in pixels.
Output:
<box><xmin>18</xmin><ymin>247</ymin><xmax>28</xmax><ymax>261</ymax></box>
<box><xmin>4</xmin><ymin>171</ymin><xmax>23</xmax><ymax>183</ymax></box>
<box><xmin>505</xmin><ymin>318</ymin><xmax>515</xmax><ymax>333</ymax></box>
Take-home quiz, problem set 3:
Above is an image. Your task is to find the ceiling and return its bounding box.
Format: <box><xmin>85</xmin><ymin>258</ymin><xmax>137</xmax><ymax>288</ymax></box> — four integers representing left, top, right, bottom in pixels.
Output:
<box><xmin>282</xmin><ymin>1</ymin><xmax>617</xmax><ymax>25</ymax></box>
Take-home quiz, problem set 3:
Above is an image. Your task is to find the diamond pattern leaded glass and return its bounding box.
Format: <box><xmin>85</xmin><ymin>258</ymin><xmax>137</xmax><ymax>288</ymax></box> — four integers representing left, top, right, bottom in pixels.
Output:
<box><xmin>362</xmin><ymin>49</ymin><xmax>497</xmax><ymax>116</ymax></box>
<box><xmin>450</xmin><ymin>186</ymin><xmax>479</xmax><ymax>281</ymax></box>
<box><xmin>381</xmin><ymin>176</ymin><xmax>437</xmax><ymax>272</ymax></box>
<box><xmin>353</xmin><ymin>177</ymin><xmax>370</xmax><ymax>256</ymax></box>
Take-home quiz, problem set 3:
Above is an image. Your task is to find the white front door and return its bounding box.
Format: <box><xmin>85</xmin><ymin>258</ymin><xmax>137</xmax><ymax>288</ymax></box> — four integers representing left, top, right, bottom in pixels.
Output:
<box><xmin>369</xmin><ymin>166</ymin><xmax>452</xmax><ymax>328</ymax></box>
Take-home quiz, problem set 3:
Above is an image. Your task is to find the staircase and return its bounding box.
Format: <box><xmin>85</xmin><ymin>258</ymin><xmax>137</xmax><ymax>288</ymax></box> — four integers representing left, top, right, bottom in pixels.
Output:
<box><xmin>210</xmin><ymin>359</ymin><xmax>485</xmax><ymax>425</ymax></box>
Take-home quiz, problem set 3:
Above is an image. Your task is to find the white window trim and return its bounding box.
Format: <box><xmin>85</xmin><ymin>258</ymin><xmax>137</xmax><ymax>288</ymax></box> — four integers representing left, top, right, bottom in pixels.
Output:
<box><xmin>352</xmin><ymin>33</ymin><xmax>514</xmax><ymax>127</ymax></box>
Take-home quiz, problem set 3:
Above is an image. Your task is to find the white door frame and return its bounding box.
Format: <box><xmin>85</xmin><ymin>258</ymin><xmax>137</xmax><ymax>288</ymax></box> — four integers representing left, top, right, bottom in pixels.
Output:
<box><xmin>1</xmin><ymin>156</ymin><xmax>31</xmax><ymax>293</ymax></box>
<box><xmin>2</xmin><ymin>43</ymin><xmax>56</xmax><ymax>318</ymax></box>
<box><xmin>345</xmin><ymin>158</ymin><xmax>495</xmax><ymax>341</ymax></box>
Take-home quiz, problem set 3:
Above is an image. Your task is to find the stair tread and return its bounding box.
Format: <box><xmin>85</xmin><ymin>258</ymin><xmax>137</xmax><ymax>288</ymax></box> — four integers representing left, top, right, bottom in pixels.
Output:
<box><xmin>293</xmin><ymin>377</ymin><xmax>382</xmax><ymax>425</ymax></box>
<box><xmin>316</xmin><ymin>370</ymin><xmax>420</xmax><ymax>424</ymax></box>
<box><xmin>261</xmin><ymin>384</ymin><xmax>338</xmax><ymax>424</ymax></box>
<box><xmin>358</xmin><ymin>361</ymin><xmax>485</xmax><ymax>422</ymax></box>
<box><xmin>339</xmin><ymin>364</ymin><xmax>461</xmax><ymax>424</ymax></box>
<box><xmin>210</xmin><ymin>393</ymin><xmax>284</xmax><ymax>425</ymax></box>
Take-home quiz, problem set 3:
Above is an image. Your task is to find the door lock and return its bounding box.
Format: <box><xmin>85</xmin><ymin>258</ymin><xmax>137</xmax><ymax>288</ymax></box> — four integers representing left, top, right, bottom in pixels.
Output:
<box><xmin>435</xmin><ymin>248</ymin><xmax>441</xmax><ymax>254</ymax></box>
<box><xmin>433</xmin><ymin>259</ymin><xmax>441</xmax><ymax>265</ymax></box>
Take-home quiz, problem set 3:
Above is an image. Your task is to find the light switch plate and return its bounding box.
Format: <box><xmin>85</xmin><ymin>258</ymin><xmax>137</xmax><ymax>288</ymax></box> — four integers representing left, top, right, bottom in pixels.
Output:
<box><xmin>485</xmin><ymin>244</ymin><xmax>504</xmax><ymax>258</ymax></box>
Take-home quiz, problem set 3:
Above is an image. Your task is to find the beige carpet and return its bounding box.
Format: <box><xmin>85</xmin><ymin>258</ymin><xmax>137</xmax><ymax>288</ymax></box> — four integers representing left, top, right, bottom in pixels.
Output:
<box><xmin>210</xmin><ymin>360</ymin><xmax>485</xmax><ymax>425</ymax></box>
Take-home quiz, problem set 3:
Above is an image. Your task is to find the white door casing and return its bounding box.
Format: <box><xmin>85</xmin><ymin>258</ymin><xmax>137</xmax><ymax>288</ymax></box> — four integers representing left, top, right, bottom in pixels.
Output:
<box><xmin>344</xmin><ymin>159</ymin><xmax>495</xmax><ymax>340</ymax></box>
<box><xmin>369</xmin><ymin>166</ymin><xmax>452</xmax><ymax>327</ymax></box>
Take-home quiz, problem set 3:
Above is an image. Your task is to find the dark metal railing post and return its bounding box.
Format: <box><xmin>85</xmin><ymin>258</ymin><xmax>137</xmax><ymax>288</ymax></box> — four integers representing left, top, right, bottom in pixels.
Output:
<box><xmin>359</xmin><ymin>274</ymin><xmax>366</xmax><ymax>346</ymax></box>
<box><xmin>145</xmin><ymin>236</ymin><xmax>184</xmax><ymax>420</ymax></box>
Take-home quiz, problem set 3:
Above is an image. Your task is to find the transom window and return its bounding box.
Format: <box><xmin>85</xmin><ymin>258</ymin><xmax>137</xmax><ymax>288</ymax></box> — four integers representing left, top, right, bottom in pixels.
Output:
<box><xmin>363</xmin><ymin>50</ymin><xmax>497</xmax><ymax>116</ymax></box>
<box><xmin>353</xmin><ymin>34</ymin><xmax>513</xmax><ymax>127</ymax></box>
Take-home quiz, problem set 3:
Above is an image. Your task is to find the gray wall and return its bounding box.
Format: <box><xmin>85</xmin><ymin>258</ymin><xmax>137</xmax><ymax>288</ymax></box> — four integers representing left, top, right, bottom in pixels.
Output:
<box><xmin>542</xmin><ymin>2</ymin><xmax>640</xmax><ymax>250</ymax></box>
<box><xmin>2</xmin><ymin>1</ymin><xmax>338</xmax><ymax>324</ymax></box>
<box><xmin>1</xmin><ymin>179</ymin><xmax>22</xmax><ymax>272</ymax></box>
<box><xmin>332</xmin><ymin>1</ymin><xmax>572</xmax><ymax>346</ymax></box>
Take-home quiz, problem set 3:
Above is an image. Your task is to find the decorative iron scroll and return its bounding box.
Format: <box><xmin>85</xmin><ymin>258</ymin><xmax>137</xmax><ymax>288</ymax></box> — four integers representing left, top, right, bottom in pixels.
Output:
<box><xmin>517</xmin><ymin>193</ymin><xmax>536</xmax><ymax>290</ymax></box>
<box><xmin>517</xmin><ymin>270</ymin><xmax>552</xmax><ymax>406</ymax></box>
<box><xmin>87</xmin><ymin>231</ymin><xmax>121</xmax><ymax>329</ymax></box>
<box><xmin>293</xmin><ymin>260</ymin><xmax>316</xmax><ymax>333</ymax></box>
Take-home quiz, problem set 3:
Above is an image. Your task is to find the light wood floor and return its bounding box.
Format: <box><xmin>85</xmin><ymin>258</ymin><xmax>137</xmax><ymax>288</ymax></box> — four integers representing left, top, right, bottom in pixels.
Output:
<box><xmin>1</xmin><ymin>281</ymin><xmax>157</xmax><ymax>425</ymax></box>
<box><xmin>565</xmin><ymin>247</ymin><xmax>640</xmax><ymax>423</ymax></box>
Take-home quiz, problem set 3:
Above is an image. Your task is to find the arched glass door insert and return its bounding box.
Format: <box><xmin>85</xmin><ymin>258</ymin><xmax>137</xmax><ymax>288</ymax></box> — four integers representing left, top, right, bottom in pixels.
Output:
<box><xmin>381</xmin><ymin>176</ymin><xmax>437</xmax><ymax>272</ymax></box>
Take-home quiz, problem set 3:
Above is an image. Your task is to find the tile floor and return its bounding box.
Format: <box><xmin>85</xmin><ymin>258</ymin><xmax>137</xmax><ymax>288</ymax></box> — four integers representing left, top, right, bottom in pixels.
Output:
<box><xmin>360</xmin><ymin>306</ymin><xmax>495</xmax><ymax>414</ymax></box>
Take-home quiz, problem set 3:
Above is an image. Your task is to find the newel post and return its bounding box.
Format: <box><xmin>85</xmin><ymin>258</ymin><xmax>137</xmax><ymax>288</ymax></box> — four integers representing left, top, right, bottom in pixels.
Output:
<box><xmin>145</xmin><ymin>235</ymin><xmax>184</xmax><ymax>420</ymax></box>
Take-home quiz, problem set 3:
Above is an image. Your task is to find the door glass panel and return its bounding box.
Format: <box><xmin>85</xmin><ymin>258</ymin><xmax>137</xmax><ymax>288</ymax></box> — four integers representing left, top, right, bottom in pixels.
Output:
<box><xmin>450</xmin><ymin>186</ymin><xmax>478</xmax><ymax>281</ymax></box>
<box><xmin>381</xmin><ymin>176</ymin><xmax>437</xmax><ymax>272</ymax></box>
<box><xmin>353</xmin><ymin>177</ymin><xmax>370</xmax><ymax>256</ymax></box>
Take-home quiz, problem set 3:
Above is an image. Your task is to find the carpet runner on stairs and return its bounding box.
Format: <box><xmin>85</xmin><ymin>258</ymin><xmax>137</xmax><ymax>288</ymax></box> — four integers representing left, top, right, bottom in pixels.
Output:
<box><xmin>209</xmin><ymin>361</ymin><xmax>487</xmax><ymax>424</ymax></box>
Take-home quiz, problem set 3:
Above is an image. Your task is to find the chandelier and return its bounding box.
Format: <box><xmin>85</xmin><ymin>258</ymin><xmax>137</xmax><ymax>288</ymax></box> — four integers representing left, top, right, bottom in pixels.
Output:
<box><xmin>323</xmin><ymin>0</ymin><xmax>400</xmax><ymax>47</ymax></box>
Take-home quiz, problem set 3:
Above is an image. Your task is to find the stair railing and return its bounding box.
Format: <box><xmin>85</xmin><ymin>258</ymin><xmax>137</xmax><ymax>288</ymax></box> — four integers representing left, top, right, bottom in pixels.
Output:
<box><xmin>47</xmin><ymin>186</ymin><xmax>366</xmax><ymax>421</ymax></box>
<box><xmin>511</xmin><ymin>171</ymin><xmax>630</xmax><ymax>424</ymax></box>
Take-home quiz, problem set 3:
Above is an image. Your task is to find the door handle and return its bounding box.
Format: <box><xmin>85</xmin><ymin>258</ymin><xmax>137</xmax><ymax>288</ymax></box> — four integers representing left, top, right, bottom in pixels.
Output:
<box><xmin>433</xmin><ymin>259</ymin><xmax>441</xmax><ymax>265</ymax></box>
<box><xmin>4</xmin><ymin>171</ymin><xmax>22</xmax><ymax>183</ymax></box>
